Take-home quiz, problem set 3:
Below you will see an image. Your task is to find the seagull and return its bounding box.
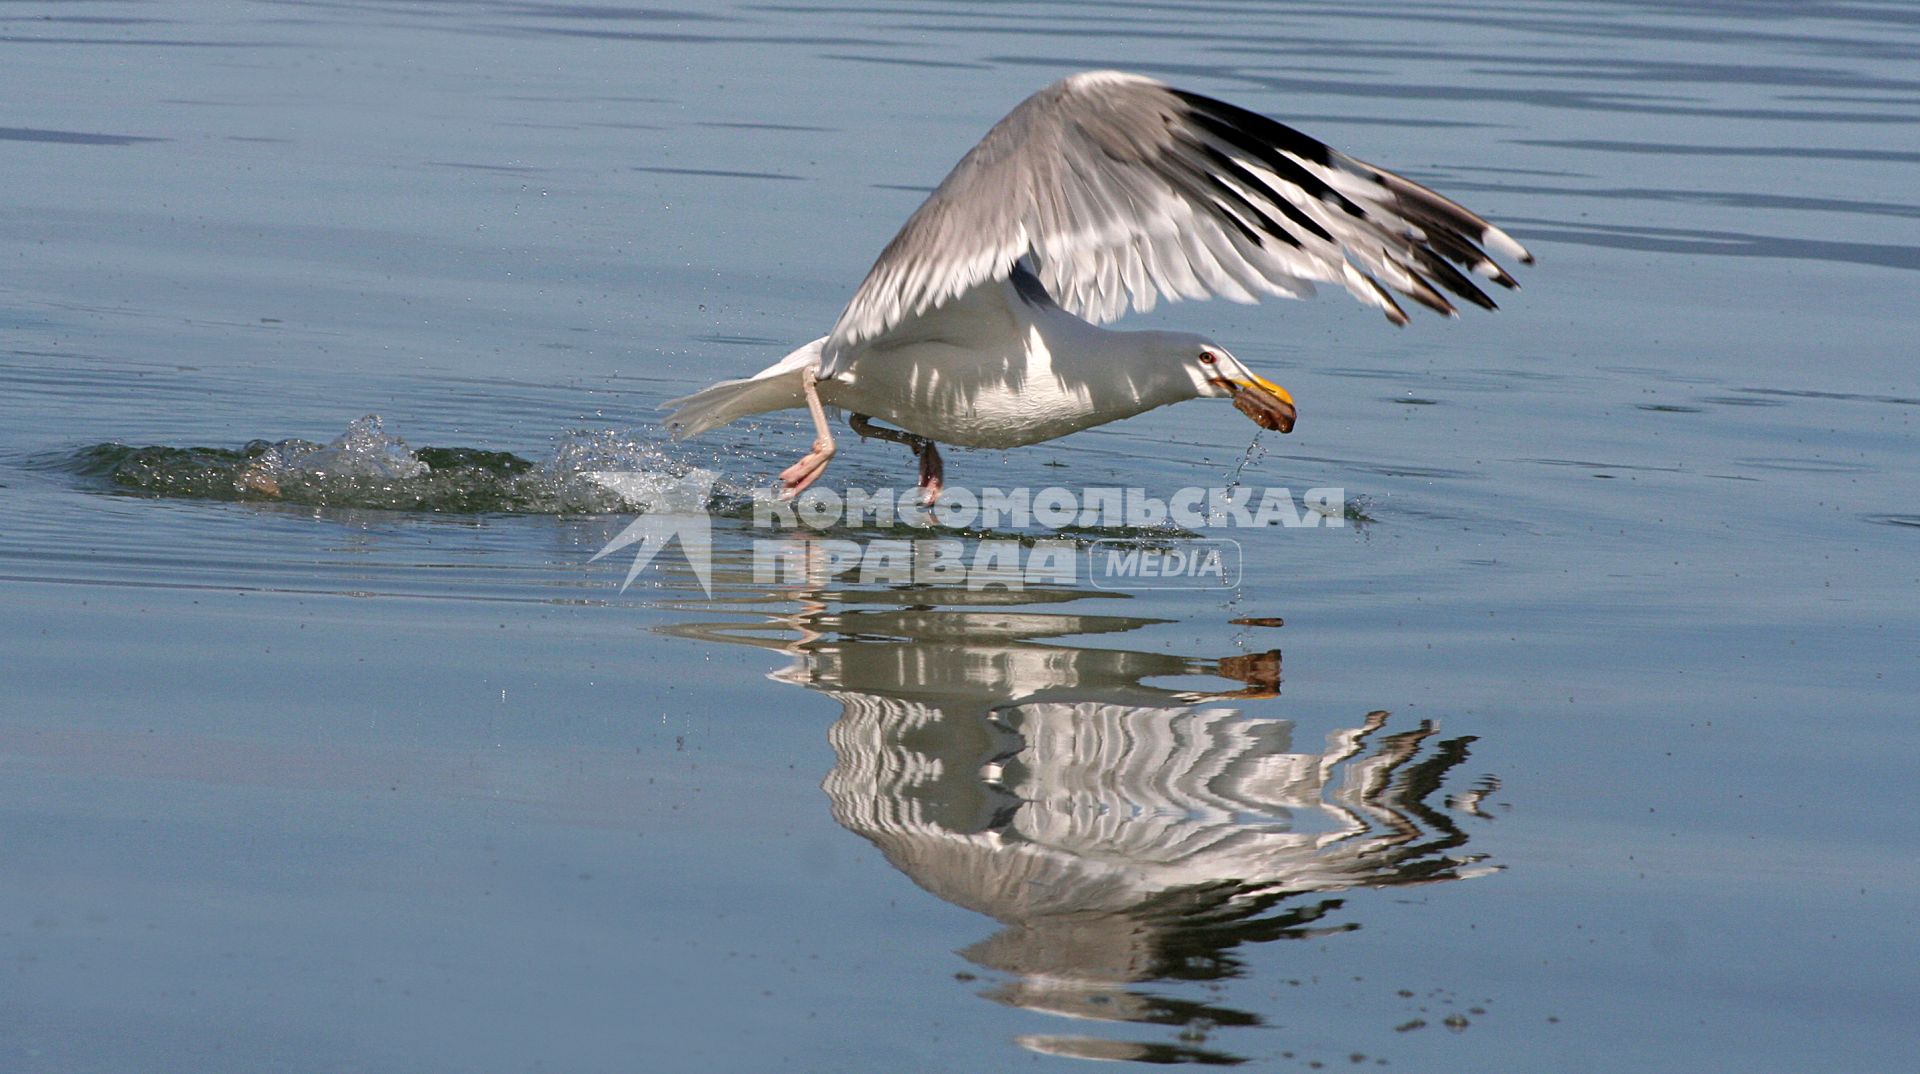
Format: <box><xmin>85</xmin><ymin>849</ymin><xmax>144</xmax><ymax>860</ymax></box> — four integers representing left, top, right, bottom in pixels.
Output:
<box><xmin>663</xmin><ymin>71</ymin><xmax>1531</xmax><ymax>501</ymax></box>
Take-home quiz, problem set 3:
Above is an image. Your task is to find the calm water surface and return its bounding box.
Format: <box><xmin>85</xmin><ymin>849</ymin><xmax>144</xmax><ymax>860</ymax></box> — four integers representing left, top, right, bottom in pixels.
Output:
<box><xmin>3</xmin><ymin>1</ymin><xmax>1917</xmax><ymax>1071</ymax></box>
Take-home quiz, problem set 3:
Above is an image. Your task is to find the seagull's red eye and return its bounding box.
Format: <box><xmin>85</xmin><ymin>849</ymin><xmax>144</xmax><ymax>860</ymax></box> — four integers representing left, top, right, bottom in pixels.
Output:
<box><xmin>1199</xmin><ymin>352</ymin><xmax>1217</xmax><ymax>364</ymax></box>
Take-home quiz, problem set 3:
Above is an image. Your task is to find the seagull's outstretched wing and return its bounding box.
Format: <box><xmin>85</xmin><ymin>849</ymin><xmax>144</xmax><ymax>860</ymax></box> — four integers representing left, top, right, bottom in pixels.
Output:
<box><xmin>823</xmin><ymin>70</ymin><xmax>1532</xmax><ymax>372</ymax></box>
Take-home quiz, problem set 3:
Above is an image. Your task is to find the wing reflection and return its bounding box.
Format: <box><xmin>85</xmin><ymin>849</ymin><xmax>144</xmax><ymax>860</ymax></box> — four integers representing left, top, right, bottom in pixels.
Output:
<box><xmin>667</xmin><ymin>587</ymin><xmax>1495</xmax><ymax>1063</ymax></box>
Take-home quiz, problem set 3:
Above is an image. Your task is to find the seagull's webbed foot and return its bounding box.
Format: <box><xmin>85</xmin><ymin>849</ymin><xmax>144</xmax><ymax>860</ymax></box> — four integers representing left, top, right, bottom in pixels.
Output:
<box><xmin>851</xmin><ymin>413</ymin><xmax>945</xmax><ymax>505</ymax></box>
<box><xmin>916</xmin><ymin>442</ymin><xmax>944</xmax><ymax>504</ymax></box>
<box><xmin>779</xmin><ymin>438</ymin><xmax>837</xmax><ymax>498</ymax></box>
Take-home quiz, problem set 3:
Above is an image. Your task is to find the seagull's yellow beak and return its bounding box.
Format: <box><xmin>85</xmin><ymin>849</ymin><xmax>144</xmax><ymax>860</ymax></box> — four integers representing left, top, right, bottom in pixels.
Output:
<box><xmin>1211</xmin><ymin>374</ymin><xmax>1297</xmax><ymax>434</ymax></box>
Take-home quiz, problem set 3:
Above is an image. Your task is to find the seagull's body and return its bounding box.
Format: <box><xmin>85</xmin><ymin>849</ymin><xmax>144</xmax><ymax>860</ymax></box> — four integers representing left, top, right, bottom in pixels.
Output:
<box><xmin>665</xmin><ymin>71</ymin><xmax>1531</xmax><ymax>497</ymax></box>
<box><xmin>677</xmin><ymin>274</ymin><xmax>1219</xmax><ymax>451</ymax></box>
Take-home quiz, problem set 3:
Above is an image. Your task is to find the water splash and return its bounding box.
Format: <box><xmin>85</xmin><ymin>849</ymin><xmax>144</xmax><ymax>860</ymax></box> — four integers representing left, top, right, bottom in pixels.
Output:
<box><xmin>64</xmin><ymin>415</ymin><xmax>738</xmax><ymax>515</ymax></box>
<box><xmin>1225</xmin><ymin>431</ymin><xmax>1268</xmax><ymax>491</ymax></box>
<box><xmin>243</xmin><ymin>415</ymin><xmax>429</xmax><ymax>488</ymax></box>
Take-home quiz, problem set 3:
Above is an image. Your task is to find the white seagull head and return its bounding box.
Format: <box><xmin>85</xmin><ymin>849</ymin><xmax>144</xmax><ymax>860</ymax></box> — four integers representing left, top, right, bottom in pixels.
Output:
<box><xmin>1138</xmin><ymin>331</ymin><xmax>1298</xmax><ymax>434</ymax></box>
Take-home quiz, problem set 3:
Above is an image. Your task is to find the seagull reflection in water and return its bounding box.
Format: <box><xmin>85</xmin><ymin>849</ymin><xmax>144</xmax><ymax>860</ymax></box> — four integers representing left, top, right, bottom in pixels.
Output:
<box><xmin>667</xmin><ymin>581</ymin><xmax>1498</xmax><ymax>1065</ymax></box>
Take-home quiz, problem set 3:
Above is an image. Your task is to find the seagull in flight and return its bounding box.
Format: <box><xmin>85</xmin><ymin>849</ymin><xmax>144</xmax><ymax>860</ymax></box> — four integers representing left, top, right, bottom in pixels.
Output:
<box><xmin>664</xmin><ymin>71</ymin><xmax>1531</xmax><ymax>501</ymax></box>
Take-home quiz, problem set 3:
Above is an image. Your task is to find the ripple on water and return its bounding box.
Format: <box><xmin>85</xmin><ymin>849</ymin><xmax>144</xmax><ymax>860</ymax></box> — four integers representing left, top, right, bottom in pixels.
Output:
<box><xmin>1735</xmin><ymin>456</ymin><xmax>1873</xmax><ymax>474</ymax></box>
<box><xmin>1865</xmin><ymin>513</ymin><xmax>1920</xmax><ymax>529</ymax></box>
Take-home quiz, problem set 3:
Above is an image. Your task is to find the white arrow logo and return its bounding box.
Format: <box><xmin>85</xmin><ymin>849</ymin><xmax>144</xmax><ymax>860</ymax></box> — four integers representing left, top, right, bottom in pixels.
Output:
<box><xmin>585</xmin><ymin>470</ymin><xmax>718</xmax><ymax>595</ymax></box>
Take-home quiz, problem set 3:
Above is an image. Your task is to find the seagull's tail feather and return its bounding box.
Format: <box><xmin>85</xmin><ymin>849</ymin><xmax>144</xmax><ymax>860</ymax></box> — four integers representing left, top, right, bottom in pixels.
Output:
<box><xmin>659</xmin><ymin>337</ymin><xmax>827</xmax><ymax>439</ymax></box>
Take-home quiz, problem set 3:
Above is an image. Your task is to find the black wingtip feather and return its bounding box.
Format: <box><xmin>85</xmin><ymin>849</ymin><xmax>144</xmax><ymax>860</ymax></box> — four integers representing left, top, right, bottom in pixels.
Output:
<box><xmin>1409</xmin><ymin>247</ymin><xmax>1498</xmax><ymax>311</ymax></box>
<box><xmin>1170</xmin><ymin>88</ymin><xmax>1335</xmax><ymax>166</ymax></box>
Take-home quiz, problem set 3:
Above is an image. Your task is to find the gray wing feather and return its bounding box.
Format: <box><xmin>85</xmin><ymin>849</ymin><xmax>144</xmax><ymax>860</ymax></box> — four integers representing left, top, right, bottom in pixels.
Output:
<box><xmin>822</xmin><ymin>71</ymin><xmax>1532</xmax><ymax>374</ymax></box>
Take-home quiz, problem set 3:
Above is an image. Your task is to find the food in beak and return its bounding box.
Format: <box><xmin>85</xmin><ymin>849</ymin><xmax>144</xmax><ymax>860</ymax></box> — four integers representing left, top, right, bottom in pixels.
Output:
<box><xmin>1213</xmin><ymin>377</ymin><xmax>1297</xmax><ymax>433</ymax></box>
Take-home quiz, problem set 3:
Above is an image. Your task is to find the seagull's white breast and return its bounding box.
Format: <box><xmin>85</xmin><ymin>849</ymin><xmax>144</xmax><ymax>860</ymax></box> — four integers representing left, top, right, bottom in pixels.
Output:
<box><xmin>818</xmin><ymin>279</ymin><xmax>1186</xmax><ymax>450</ymax></box>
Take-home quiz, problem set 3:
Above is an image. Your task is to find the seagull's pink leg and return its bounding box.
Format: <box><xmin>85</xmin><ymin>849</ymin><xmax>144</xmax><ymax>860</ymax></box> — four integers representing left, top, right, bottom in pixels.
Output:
<box><xmin>917</xmin><ymin>442</ymin><xmax>943</xmax><ymax>504</ymax></box>
<box><xmin>850</xmin><ymin>413</ymin><xmax>944</xmax><ymax>505</ymax></box>
<box><xmin>778</xmin><ymin>373</ymin><xmax>836</xmax><ymax>498</ymax></box>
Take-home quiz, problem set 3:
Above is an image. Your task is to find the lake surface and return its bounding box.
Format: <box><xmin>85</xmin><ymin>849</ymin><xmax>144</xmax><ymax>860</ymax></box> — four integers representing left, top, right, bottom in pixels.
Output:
<box><xmin>3</xmin><ymin>1</ymin><xmax>1917</xmax><ymax>1071</ymax></box>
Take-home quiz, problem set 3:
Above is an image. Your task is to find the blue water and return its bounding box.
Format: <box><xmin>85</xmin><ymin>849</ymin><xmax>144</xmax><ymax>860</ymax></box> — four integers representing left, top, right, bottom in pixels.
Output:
<box><xmin>3</xmin><ymin>1</ymin><xmax>1917</xmax><ymax>1071</ymax></box>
